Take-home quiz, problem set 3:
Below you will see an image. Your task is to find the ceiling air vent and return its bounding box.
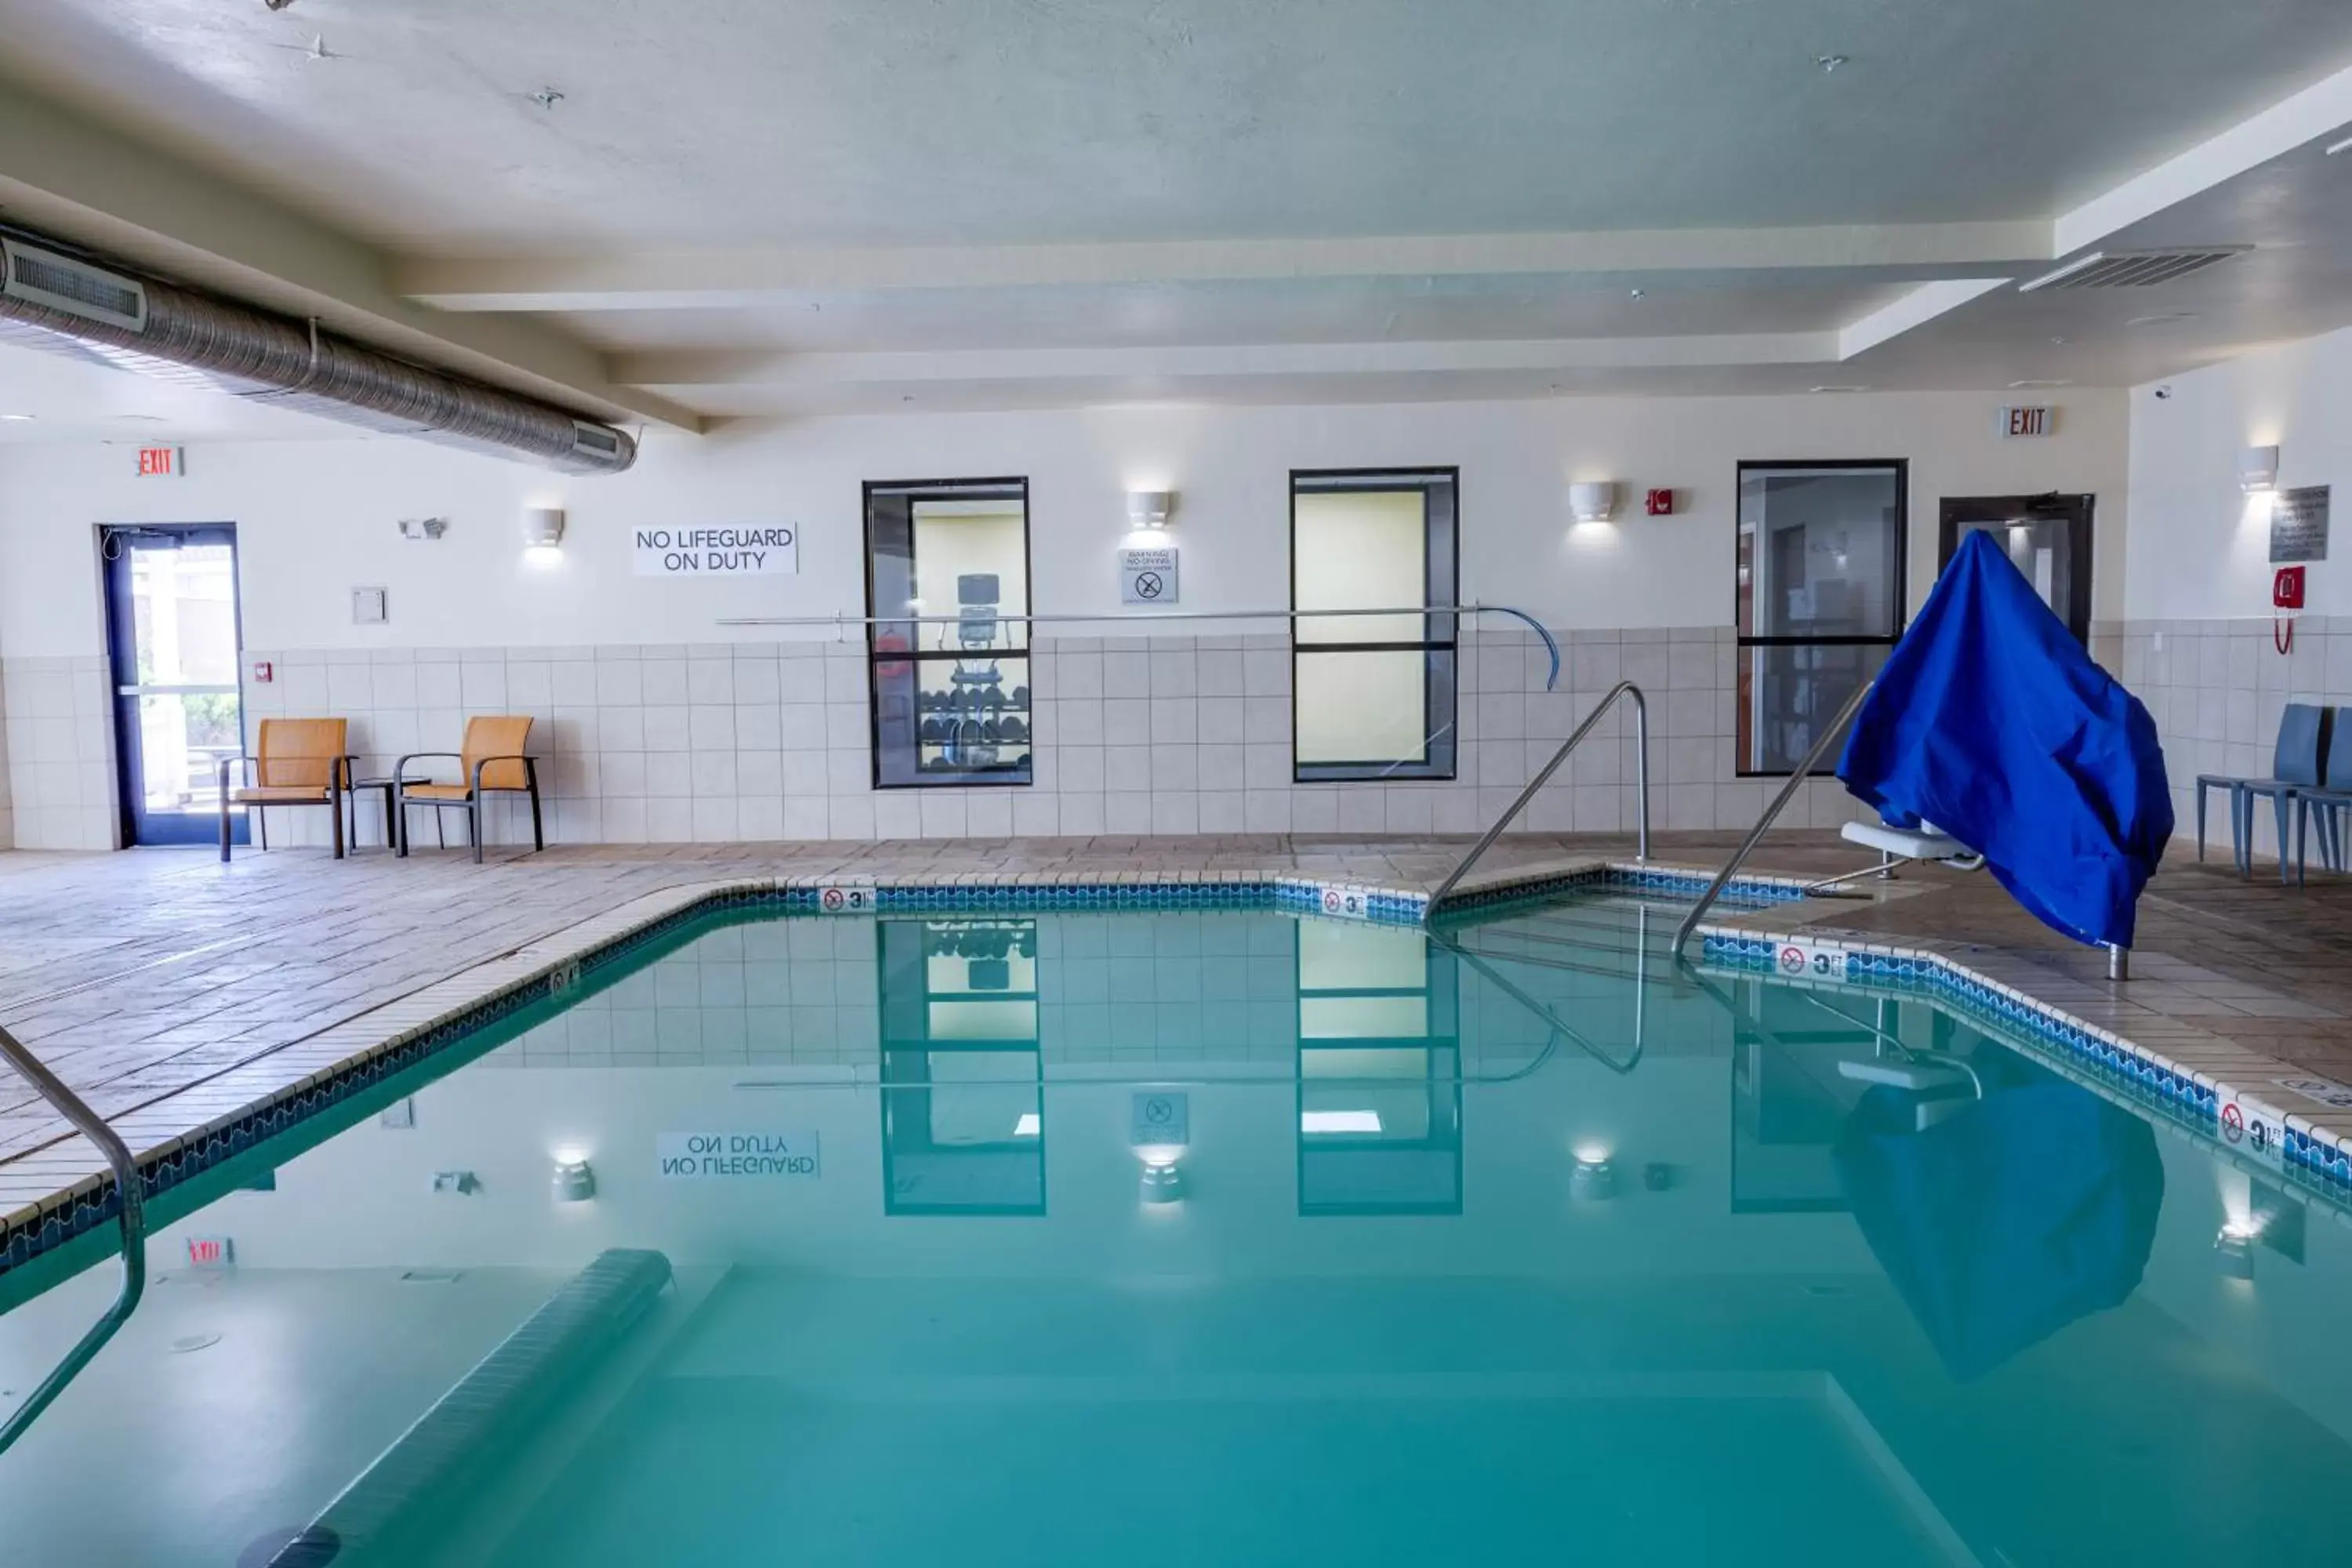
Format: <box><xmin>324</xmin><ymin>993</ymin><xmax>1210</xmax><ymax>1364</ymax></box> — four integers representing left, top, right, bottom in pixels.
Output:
<box><xmin>2019</xmin><ymin>247</ymin><xmax>2251</xmax><ymax>292</ymax></box>
<box><xmin>0</xmin><ymin>238</ymin><xmax>147</xmax><ymax>330</ymax></box>
<box><xmin>571</xmin><ymin>420</ymin><xmax>622</xmax><ymax>459</ymax></box>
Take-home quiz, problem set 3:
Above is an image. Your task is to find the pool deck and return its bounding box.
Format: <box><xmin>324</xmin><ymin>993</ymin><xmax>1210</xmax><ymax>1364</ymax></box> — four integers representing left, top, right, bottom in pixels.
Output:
<box><xmin>5</xmin><ymin>831</ymin><xmax>2352</xmax><ymax>1229</ymax></box>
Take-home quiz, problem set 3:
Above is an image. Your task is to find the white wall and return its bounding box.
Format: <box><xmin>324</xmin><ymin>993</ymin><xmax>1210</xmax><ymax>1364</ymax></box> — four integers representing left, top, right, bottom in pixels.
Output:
<box><xmin>0</xmin><ymin>389</ymin><xmax>2128</xmax><ymax>849</ymax></box>
<box><xmin>2117</xmin><ymin>326</ymin><xmax>2352</xmax><ymax>854</ymax></box>
<box><xmin>0</xmin><ymin>390</ymin><xmax>2128</xmax><ymax>659</ymax></box>
<box><xmin>2127</xmin><ymin>324</ymin><xmax>2352</xmax><ymax>622</ymax></box>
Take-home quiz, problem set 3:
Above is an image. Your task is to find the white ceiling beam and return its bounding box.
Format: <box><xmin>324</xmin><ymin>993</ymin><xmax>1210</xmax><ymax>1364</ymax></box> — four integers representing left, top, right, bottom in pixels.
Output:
<box><xmin>1838</xmin><ymin>278</ymin><xmax>2014</xmax><ymax>359</ymax></box>
<box><xmin>401</xmin><ymin>223</ymin><xmax>2054</xmax><ymax>311</ymax></box>
<box><xmin>0</xmin><ymin>80</ymin><xmax>702</xmax><ymax>431</ymax></box>
<box><xmin>2057</xmin><ymin>60</ymin><xmax>2352</xmax><ymax>255</ymax></box>
<box><xmin>616</xmin><ymin>333</ymin><xmax>1839</xmax><ymax>390</ymax></box>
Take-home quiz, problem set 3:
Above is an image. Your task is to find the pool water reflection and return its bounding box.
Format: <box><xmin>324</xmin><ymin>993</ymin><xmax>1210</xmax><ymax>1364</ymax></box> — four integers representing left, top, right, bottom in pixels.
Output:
<box><xmin>2</xmin><ymin>895</ymin><xmax>2350</xmax><ymax>1566</ymax></box>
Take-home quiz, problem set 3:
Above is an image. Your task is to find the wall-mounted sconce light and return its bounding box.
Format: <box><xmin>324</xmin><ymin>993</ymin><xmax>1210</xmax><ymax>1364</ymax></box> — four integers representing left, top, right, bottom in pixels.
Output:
<box><xmin>1126</xmin><ymin>489</ymin><xmax>1175</xmax><ymax>532</ymax></box>
<box><xmin>551</xmin><ymin>1157</ymin><xmax>596</xmax><ymax>1203</ymax></box>
<box><xmin>1569</xmin><ymin>481</ymin><xmax>1620</xmax><ymax>523</ymax></box>
<box><xmin>2240</xmin><ymin>445</ymin><xmax>2281</xmax><ymax>493</ymax></box>
<box><xmin>522</xmin><ymin>505</ymin><xmax>567</xmax><ymax>549</ymax></box>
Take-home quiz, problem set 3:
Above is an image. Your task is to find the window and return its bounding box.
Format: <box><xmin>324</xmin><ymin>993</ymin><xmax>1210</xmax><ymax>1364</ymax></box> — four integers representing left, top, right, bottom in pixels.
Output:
<box><xmin>1735</xmin><ymin>461</ymin><xmax>1907</xmax><ymax>775</ymax></box>
<box><xmin>865</xmin><ymin>478</ymin><xmax>1032</xmax><ymax>788</ymax></box>
<box><xmin>1290</xmin><ymin>469</ymin><xmax>1458</xmax><ymax>782</ymax></box>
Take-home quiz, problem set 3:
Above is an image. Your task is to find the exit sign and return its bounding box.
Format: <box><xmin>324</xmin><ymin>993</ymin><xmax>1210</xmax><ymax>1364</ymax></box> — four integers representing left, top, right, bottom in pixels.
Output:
<box><xmin>1997</xmin><ymin>405</ymin><xmax>2055</xmax><ymax>438</ymax></box>
<box><xmin>185</xmin><ymin>1236</ymin><xmax>234</xmax><ymax>1269</ymax></box>
<box><xmin>136</xmin><ymin>445</ymin><xmax>185</xmax><ymax>477</ymax></box>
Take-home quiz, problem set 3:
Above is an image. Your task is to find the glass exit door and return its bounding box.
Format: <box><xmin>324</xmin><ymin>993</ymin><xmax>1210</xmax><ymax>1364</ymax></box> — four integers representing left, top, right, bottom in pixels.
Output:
<box><xmin>1937</xmin><ymin>495</ymin><xmax>2094</xmax><ymax>644</ymax></box>
<box><xmin>101</xmin><ymin>524</ymin><xmax>245</xmax><ymax>847</ymax></box>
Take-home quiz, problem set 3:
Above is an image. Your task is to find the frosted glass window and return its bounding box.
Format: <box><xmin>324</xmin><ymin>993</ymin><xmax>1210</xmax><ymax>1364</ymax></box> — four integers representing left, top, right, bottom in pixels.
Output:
<box><xmin>1290</xmin><ymin>471</ymin><xmax>1457</xmax><ymax>782</ymax></box>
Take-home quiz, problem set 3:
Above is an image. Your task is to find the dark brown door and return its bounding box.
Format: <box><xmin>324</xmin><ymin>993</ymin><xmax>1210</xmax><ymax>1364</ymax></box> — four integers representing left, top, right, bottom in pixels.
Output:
<box><xmin>1937</xmin><ymin>494</ymin><xmax>2094</xmax><ymax>644</ymax></box>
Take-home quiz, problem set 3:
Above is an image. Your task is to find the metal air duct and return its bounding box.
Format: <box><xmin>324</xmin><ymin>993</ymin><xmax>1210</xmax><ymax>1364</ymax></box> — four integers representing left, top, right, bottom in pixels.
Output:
<box><xmin>0</xmin><ymin>228</ymin><xmax>636</xmax><ymax>474</ymax></box>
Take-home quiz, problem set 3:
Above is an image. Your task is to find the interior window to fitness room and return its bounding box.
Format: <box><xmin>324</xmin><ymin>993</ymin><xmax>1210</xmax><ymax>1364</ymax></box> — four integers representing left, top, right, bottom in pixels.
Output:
<box><xmin>1734</xmin><ymin>460</ymin><xmax>1906</xmax><ymax>775</ymax></box>
<box><xmin>1290</xmin><ymin>469</ymin><xmax>1459</xmax><ymax>782</ymax></box>
<box><xmin>866</xmin><ymin>477</ymin><xmax>1033</xmax><ymax>788</ymax></box>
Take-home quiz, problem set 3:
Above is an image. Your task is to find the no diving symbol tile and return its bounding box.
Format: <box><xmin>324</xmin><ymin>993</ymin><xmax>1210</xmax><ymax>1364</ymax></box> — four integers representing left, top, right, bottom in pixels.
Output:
<box><xmin>1319</xmin><ymin>886</ymin><xmax>1368</xmax><ymax>920</ymax></box>
<box><xmin>818</xmin><ymin>886</ymin><xmax>875</xmax><ymax>915</ymax></box>
<box><xmin>2220</xmin><ymin>1091</ymin><xmax>2288</xmax><ymax>1171</ymax></box>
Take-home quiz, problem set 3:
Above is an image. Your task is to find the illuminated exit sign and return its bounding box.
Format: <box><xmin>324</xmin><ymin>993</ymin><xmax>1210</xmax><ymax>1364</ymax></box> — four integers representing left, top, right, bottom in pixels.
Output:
<box><xmin>1997</xmin><ymin>405</ymin><xmax>2055</xmax><ymax>439</ymax></box>
<box><xmin>136</xmin><ymin>445</ymin><xmax>185</xmax><ymax>477</ymax></box>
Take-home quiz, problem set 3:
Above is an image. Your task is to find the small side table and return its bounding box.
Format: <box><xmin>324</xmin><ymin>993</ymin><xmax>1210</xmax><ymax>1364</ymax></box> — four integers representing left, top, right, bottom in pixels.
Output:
<box><xmin>347</xmin><ymin>777</ymin><xmax>400</xmax><ymax>852</ymax></box>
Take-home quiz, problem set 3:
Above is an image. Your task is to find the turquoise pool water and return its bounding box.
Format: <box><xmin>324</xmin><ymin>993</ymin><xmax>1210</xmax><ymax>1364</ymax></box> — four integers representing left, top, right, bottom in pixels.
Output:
<box><xmin>3</xmin><ymin>891</ymin><xmax>2350</xmax><ymax>1566</ymax></box>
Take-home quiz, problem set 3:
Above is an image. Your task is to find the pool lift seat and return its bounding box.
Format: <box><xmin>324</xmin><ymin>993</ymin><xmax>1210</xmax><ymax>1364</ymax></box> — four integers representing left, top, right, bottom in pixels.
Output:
<box><xmin>1836</xmin><ymin>818</ymin><xmax>1986</xmax><ymax>876</ymax></box>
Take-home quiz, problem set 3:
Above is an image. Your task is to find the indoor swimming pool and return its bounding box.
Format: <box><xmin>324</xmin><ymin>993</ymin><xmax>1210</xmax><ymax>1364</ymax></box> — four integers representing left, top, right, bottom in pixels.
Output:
<box><xmin>3</xmin><ymin>890</ymin><xmax>2350</xmax><ymax>1566</ymax></box>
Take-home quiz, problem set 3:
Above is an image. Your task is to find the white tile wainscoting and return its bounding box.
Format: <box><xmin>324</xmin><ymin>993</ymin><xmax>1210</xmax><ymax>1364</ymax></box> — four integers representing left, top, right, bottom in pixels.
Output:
<box><xmin>3</xmin><ymin>628</ymin><xmax>1878</xmax><ymax>852</ymax></box>
<box><xmin>2117</xmin><ymin>615</ymin><xmax>2352</xmax><ymax>865</ymax></box>
<box><xmin>0</xmin><ymin>655</ymin><xmax>108</xmax><ymax>851</ymax></box>
<box><xmin>0</xmin><ymin>662</ymin><xmax>12</xmax><ymax>851</ymax></box>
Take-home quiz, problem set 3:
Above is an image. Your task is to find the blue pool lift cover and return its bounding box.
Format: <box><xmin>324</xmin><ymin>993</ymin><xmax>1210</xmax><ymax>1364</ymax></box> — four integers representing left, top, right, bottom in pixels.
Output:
<box><xmin>1835</xmin><ymin>1055</ymin><xmax>2163</xmax><ymax>1381</ymax></box>
<box><xmin>1838</xmin><ymin>529</ymin><xmax>2172</xmax><ymax>949</ymax></box>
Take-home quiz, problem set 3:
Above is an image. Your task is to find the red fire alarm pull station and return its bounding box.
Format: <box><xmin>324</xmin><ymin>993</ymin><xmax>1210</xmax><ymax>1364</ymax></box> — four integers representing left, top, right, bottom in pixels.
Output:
<box><xmin>251</xmin><ymin>660</ymin><xmax>274</xmax><ymax>684</ymax></box>
<box><xmin>2275</xmin><ymin>566</ymin><xmax>2307</xmax><ymax>654</ymax></box>
<box><xmin>1645</xmin><ymin>488</ymin><xmax>1674</xmax><ymax>516</ymax></box>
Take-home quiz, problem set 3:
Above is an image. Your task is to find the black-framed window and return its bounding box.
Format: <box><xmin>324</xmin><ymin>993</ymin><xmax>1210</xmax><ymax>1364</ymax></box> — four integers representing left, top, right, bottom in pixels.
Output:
<box><xmin>1290</xmin><ymin>469</ymin><xmax>1458</xmax><ymax>782</ymax></box>
<box><xmin>865</xmin><ymin>478</ymin><xmax>1033</xmax><ymax>788</ymax></box>
<box><xmin>1734</xmin><ymin>460</ymin><xmax>1907</xmax><ymax>776</ymax></box>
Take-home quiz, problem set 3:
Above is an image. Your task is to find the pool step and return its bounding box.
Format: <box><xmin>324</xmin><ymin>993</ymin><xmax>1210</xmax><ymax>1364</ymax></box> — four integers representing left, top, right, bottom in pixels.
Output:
<box><xmin>272</xmin><ymin>1248</ymin><xmax>673</xmax><ymax>1566</ymax></box>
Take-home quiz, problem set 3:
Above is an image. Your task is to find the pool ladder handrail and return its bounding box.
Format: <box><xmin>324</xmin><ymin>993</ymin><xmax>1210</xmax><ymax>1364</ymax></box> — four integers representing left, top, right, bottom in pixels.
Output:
<box><xmin>0</xmin><ymin>1023</ymin><xmax>146</xmax><ymax>1457</ymax></box>
<box><xmin>1425</xmin><ymin>680</ymin><xmax>1652</xmax><ymax>917</ymax></box>
<box><xmin>1670</xmin><ymin>679</ymin><xmax>1875</xmax><ymax>959</ymax></box>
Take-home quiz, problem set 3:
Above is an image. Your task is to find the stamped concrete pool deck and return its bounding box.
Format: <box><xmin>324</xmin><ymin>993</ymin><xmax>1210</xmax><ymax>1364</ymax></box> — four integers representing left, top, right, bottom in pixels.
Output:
<box><xmin>4</xmin><ymin>831</ymin><xmax>2352</xmax><ymax>1228</ymax></box>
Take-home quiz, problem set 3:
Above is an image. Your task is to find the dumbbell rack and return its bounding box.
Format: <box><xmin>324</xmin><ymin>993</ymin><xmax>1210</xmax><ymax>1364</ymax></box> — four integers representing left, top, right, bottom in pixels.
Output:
<box><xmin>917</xmin><ymin>573</ymin><xmax>1032</xmax><ymax>775</ymax></box>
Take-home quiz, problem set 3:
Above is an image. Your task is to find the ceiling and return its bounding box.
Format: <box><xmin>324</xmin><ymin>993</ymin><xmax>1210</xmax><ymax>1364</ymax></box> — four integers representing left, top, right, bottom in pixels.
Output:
<box><xmin>0</xmin><ymin>0</ymin><xmax>2348</xmax><ymax>429</ymax></box>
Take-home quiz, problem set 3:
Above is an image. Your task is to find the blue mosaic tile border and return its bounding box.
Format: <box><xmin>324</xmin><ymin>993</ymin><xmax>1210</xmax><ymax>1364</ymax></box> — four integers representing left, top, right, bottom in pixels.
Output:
<box><xmin>1699</xmin><ymin>931</ymin><xmax>2352</xmax><ymax>1205</ymax></box>
<box><xmin>0</xmin><ymin>872</ymin><xmax>1458</xmax><ymax>1281</ymax></box>
<box><xmin>1427</xmin><ymin>861</ymin><xmax>1804</xmax><ymax>919</ymax></box>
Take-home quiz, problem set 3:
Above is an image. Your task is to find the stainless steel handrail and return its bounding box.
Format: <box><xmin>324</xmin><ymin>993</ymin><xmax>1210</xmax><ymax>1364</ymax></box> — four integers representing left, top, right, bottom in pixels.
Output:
<box><xmin>1671</xmin><ymin>679</ymin><xmax>1875</xmax><ymax>956</ymax></box>
<box><xmin>1425</xmin><ymin>681</ymin><xmax>1650</xmax><ymax>916</ymax></box>
<box><xmin>0</xmin><ymin>1025</ymin><xmax>146</xmax><ymax>1457</ymax></box>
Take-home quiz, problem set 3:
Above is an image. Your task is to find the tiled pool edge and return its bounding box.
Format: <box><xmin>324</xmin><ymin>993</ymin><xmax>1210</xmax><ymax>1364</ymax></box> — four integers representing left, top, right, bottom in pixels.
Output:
<box><xmin>1697</xmin><ymin>924</ymin><xmax>2352</xmax><ymax>1207</ymax></box>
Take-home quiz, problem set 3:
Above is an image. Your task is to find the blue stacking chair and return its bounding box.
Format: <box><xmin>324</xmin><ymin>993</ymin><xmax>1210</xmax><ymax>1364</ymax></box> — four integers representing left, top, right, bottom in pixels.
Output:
<box><xmin>2203</xmin><ymin>702</ymin><xmax>2327</xmax><ymax>884</ymax></box>
<box><xmin>2294</xmin><ymin>706</ymin><xmax>2352</xmax><ymax>883</ymax></box>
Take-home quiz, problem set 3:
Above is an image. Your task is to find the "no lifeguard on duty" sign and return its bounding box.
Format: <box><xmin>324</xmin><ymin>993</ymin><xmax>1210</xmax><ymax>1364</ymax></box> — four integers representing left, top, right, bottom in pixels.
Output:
<box><xmin>634</xmin><ymin>525</ymin><xmax>799</xmax><ymax>577</ymax></box>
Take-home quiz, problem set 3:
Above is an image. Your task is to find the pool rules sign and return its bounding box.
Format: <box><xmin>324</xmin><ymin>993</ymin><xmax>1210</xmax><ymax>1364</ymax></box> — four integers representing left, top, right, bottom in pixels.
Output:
<box><xmin>634</xmin><ymin>525</ymin><xmax>798</xmax><ymax>577</ymax></box>
<box><xmin>1120</xmin><ymin>546</ymin><xmax>1178</xmax><ymax>604</ymax></box>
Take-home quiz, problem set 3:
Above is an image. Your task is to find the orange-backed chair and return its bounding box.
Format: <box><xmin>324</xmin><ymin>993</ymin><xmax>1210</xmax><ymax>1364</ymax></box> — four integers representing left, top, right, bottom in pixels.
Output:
<box><xmin>218</xmin><ymin>718</ymin><xmax>357</xmax><ymax>862</ymax></box>
<box><xmin>394</xmin><ymin>716</ymin><xmax>543</xmax><ymax>864</ymax></box>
